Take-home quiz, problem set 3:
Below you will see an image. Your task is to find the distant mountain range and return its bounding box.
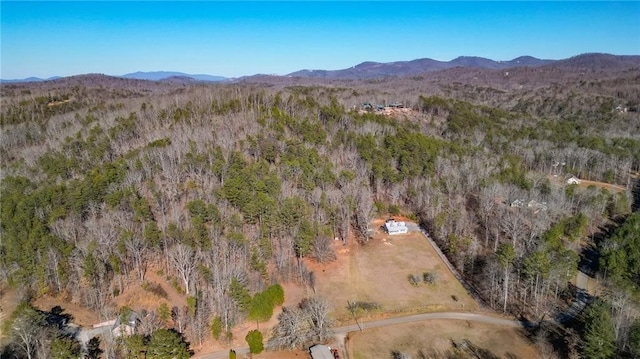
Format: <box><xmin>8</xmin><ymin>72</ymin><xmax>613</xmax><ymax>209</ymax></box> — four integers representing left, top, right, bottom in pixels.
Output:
<box><xmin>0</xmin><ymin>76</ymin><xmax>62</xmax><ymax>83</ymax></box>
<box><xmin>121</xmin><ymin>71</ymin><xmax>228</xmax><ymax>82</ymax></box>
<box><xmin>1</xmin><ymin>71</ymin><xmax>228</xmax><ymax>84</ymax></box>
<box><xmin>286</xmin><ymin>53</ymin><xmax>640</xmax><ymax>79</ymax></box>
<box><xmin>286</xmin><ymin>55</ymin><xmax>554</xmax><ymax>79</ymax></box>
<box><xmin>2</xmin><ymin>53</ymin><xmax>639</xmax><ymax>83</ymax></box>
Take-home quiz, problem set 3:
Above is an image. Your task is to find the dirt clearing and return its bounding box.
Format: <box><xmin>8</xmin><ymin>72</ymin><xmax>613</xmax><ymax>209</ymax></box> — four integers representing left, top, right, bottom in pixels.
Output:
<box><xmin>548</xmin><ymin>175</ymin><xmax>627</xmax><ymax>193</ymax></box>
<box><xmin>33</xmin><ymin>295</ymin><xmax>100</xmax><ymax>327</ymax></box>
<box><xmin>348</xmin><ymin>319</ymin><xmax>538</xmax><ymax>359</ymax></box>
<box><xmin>577</xmin><ymin>179</ymin><xmax>626</xmax><ymax>193</ymax></box>
<box><xmin>307</xmin><ymin>218</ymin><xmax>478</xmax><ymax>324</ymax></box>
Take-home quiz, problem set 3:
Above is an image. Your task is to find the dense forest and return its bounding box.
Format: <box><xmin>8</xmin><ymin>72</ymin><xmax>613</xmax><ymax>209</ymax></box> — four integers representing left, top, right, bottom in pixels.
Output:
<box><xmin>1</xmin><ymin>58</ymin><xmax>640</xmax><ymax>358</ymax></box>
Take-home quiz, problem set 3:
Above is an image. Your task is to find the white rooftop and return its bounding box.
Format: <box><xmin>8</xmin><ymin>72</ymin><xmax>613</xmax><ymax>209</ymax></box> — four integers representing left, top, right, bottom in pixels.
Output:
<box><xmin>309</xmin><ymin>345</ymin><xmax>333</xmax><ymax>359</ymax></box>
<box><xmin>384</xmin><ymin>220</ymin><xmax>408</xmax><ymax>234</ymax></box>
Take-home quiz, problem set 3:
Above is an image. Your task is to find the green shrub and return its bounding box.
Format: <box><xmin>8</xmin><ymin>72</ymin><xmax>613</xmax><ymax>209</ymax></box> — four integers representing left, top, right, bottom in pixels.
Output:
<box><xmin>211</xmin><ymin>316</ymin><xmax>222</xmax><ymax>340</ymax></box>
<box><xmin>245</xmin><ymin>330</ymin><xmax>264</xmax><ymax>354</ymax></box>
<box><xmin>423</xmin><ymin>272</ymin><xmax>438</xmax><ymax>284</ymax></box>
<box><xmin>265</xmin><ymin>284</ymin><xmax>285</xmax><ymax>306</ymax></box>
<box><xmin>147</xmin><ymin>137</ymin><xmax>171</xmax><ymax>148</ymax></box>
<box><xmin>347</xmin><ymin>301</ymin><xmax>381</xmax><ymax>312</ymax></box>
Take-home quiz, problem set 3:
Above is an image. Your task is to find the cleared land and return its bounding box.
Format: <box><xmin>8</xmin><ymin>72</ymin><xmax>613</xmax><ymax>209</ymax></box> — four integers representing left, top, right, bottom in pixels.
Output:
<box><xmin>307</xmin><ymin>218</ymin><xmax>478</xmax><ymax>324</ymax></box>
<box><xmin>348</xmin><ymin>319</ymin><xmax>538</xmax><ymax>359</ymax></box>
<box><xmin>3</xmin><ymin>218</ymin><xmax>516</xmax><ymax>357</ymax></box>
<box><xmin>548</xmin><ymin>175</ymin><xmax>627</xmax><ymax>193</ymax></box>
<box><xmin>577</xmin><ymin>179</ymin><xmax>626</xmax><ymax>193</ymax></box>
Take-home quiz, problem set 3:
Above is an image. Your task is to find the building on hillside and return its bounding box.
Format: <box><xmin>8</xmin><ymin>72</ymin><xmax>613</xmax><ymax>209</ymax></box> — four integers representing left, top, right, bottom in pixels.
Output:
<box><xmin>112</xmin><ymin>311</ymin><xmax>139</xmax><ymax>337</ymax></box>
<box><xmin>361</xmin><ymin>102</ymin><xmax>373</xmax><ymax>110</ymax></box>
<box><xmin>566</xmin><ymin>176</ymin><xmax>581</xmax><ymax>185</ymax></box>
<box><xmin>510</xmin><ymin>199</ymin><xmax>547</xmax><ymax>213</ymax></box>
<box><xmin>616</xmin><ymin>105</ymin><xmax>628</xmax><ymax>113</ymax></box>
<box><xmin>309</xmin><ymin>344</ymin><xmax>334</xmax><ymax>359</ymax></box>
<box><xmin>527</xmin><ymin>200</ymin><xmax>548</xmax><ymax>212</ymax></box>
<box><xmin>384</xmin><ymin>219</ymin><xmax>408</xmax><ymax>235</ymax></box>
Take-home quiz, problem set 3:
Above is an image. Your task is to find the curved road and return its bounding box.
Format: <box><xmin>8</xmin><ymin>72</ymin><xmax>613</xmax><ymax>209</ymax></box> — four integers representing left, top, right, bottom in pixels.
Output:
<box><xmin>194</xmin><ymin>312</ymin><xmax>526</xmax><ymax>359</ymax></box>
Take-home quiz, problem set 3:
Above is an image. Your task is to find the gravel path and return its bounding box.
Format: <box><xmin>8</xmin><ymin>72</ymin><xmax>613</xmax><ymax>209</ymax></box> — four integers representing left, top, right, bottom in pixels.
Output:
<box><xmin>194</xmin><ymin>311</ymin><xmax>526</xmax><ymax>359</ymax></box>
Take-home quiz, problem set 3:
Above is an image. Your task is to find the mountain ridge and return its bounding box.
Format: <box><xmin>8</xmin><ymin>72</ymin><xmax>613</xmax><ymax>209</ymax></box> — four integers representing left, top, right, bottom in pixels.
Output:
<box><xmin>121</xmin><ymin>71</ymin><xmax>228</xmax><ymax>82</ymax></box>
<box><xmin>286</xmin><ymin>53</ymin><xmax>640</xmax><ymax>79</ymax></box>
<box><xmin>1</xmin><ymin>71</ymin><xmax>228</xmax><ymax>84</ymax></box>
<box><xmin>2</xmin><ymin>53</ymin><xmax>638</xmax><ymax>83</ymax></box>
<box><xmin>287</xmin><ymin>55</ymin><xmax>556</xmax><ymax>79</ymax></box>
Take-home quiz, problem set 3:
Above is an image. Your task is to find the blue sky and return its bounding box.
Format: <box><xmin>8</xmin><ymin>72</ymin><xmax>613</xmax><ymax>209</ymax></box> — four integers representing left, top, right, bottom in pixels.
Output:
<box><xmin>1</xmin><ymin>1</ymin><xmax>639</xmax><ymax>79</ymax></box>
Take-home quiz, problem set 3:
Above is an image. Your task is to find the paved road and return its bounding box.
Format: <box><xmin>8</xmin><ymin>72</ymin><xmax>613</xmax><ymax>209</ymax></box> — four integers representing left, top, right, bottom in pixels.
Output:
<box><xmin>77</xmin><ymin>325</ymin><xmax>112</xmax><ymax>346</ymax></box>
<box><xmin>194</xmin><ymin>312</ymin><xmax>525</xmax><ymax>358</ymax></box>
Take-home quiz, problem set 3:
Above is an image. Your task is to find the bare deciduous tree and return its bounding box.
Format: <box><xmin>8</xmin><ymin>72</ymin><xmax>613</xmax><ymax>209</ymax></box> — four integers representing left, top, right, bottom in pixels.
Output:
<box><xmin>269</xmin><ymin>307</ymin><xmax>309</xmax><ymax>350</ymax></box>
<box><xmin>269</xmin><ymin>296</ymin><xmax>333</xmax><ymax>350</ymax></box>
<box><xmin>169</xmin><ymin>244</ymin><xmax>196</xmax><ymax>295</ymax></box>
<box><xmin>479</xmin><ymin>184</ymin><xmax>500</xmax><ymax>247</ymax></box>
<box><xmin>354</xmin><ymin>185</ymin><xmax>374</xmax><ymax>241</ymax></box>
<box><xmin>10</xmin><ymin>305</ymin><xmax>47</xmax><ymax>359</ymax></box>
<box><xmin>300</xmin><ymin>296</ymin><xmax>333</xmax><ymax>342</ymax></box>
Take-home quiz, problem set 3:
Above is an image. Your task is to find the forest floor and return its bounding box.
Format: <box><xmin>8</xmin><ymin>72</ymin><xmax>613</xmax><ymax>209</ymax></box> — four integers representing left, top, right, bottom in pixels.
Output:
<box><xmin>112</xmin><ymin>266</ymin><xmax>188</xmax><ymax>314</ymax></box>
<box><xmin>0</xmin><ymin>286</ymin><xmax>21</xmax><ymax>340</ymax></box>
<box><xmin>34</xmin><ymin>295</ymin><xmax>100</xmax><ymax>327</ymax></box>
<box><xmin>195</xmin><ymin>282</ymin><xmax>306</xmax><ymax>355</ymax></box>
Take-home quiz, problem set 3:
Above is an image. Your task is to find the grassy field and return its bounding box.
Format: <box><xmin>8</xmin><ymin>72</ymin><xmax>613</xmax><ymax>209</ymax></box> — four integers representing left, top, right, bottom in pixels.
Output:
<box><xmin>306</xmin><ymin>218</ymin><xmax>478</xmax><ymax>323</ymax></box>
<box><xmin>348</xmin><ymin>319</ymin><xmax>539</xmax><ymax>359</ymax></box>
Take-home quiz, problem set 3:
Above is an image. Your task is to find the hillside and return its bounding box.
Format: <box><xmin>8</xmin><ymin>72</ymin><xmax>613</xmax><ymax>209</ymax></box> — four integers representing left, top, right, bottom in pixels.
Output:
<box><xmin>286</xmin><ymin>53</ymin><xmax>639</xmax><ymax>79</ymax></box>
<box><xmin>5</xmin><ymin>53</ymin><xmax>637</xmax><ymax>84</ymax></box>
<box><xmin>1</xmin><ymin>56</ymin><xmax>640</xmax><ymax>358</ymax></box>
<box><xmin>121</xmin><ymin>71</ymin><xmax>228</xmax><ymax>82</ymax></box>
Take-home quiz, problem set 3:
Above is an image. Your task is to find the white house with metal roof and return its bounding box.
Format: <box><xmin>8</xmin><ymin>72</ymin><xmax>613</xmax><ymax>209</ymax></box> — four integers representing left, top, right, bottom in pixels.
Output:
<box><xmin>384</xmin><ymin>219</ymin><xmax>408</xmax><ymax>235</ymax></box>
<box><xmin>566</xmin><ymin>176</ymin><xmax>581</xmax><ymax>185</ymax></box>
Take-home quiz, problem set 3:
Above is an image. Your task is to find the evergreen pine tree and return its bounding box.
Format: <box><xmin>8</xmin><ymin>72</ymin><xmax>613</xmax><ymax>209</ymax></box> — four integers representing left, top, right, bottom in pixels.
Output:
<box><xmin>582</xmin><ymin>299</ymin><xmax>616</xmax><ymax>359</ymax></box>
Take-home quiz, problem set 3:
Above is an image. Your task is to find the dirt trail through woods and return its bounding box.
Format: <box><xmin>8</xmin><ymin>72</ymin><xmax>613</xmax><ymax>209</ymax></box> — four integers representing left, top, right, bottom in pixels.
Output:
<box><xmin>577</xmin><ymin>179</ymin><xmax>626</xmax><ymax>193</ymax></box>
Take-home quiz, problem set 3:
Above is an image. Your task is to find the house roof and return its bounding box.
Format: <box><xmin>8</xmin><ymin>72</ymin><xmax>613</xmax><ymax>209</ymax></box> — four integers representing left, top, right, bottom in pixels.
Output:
<box><xmin>114</xmin><ymin>311</ymin><xmax>139</xmax><ymax>329</ymax></box>
<box><xmin>384</xmin><ymin>220</ymin><xmax>408</xmax><ymax>233</ymax></box>
<box><xmin>566</xmin><ymin>176</ymin><xmax>581</xmax><ymax>184</ymax></box>
<box><xmin>309</xmin><ymin>345</ymin><xmax>334</xmax><ymax>359</ymax></box>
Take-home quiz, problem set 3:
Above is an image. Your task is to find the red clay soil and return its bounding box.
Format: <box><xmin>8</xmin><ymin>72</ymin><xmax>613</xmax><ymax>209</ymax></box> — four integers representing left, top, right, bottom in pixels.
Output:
<box><xmin>577</xmin><ymin>179</ymin><xmax>626</xmax><ymax>193</ymax></box>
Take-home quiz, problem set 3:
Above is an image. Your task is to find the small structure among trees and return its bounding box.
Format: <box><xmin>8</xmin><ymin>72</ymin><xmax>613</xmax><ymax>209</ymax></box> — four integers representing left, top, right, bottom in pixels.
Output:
<box><xmin>566</xmin><ymin>175</ymin><xmax>581</xmax><ymax>185</ymax></box>
<box><xmin>384</xmin><ymin>219</ymin><xmax>408</xmax><ymax>235</ymax></box>
<box><xmin>112</xmin><ymin>310</ymin><xmax>139</xmax><ymax>337</ymax></box>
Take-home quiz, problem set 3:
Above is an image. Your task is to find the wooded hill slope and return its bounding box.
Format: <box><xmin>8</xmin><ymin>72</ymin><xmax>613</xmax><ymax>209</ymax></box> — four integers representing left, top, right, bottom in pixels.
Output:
<box><xmin>1</xmin><ymin>61</ymin><xmax>640</xmax><ymax>358</ymax></box>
